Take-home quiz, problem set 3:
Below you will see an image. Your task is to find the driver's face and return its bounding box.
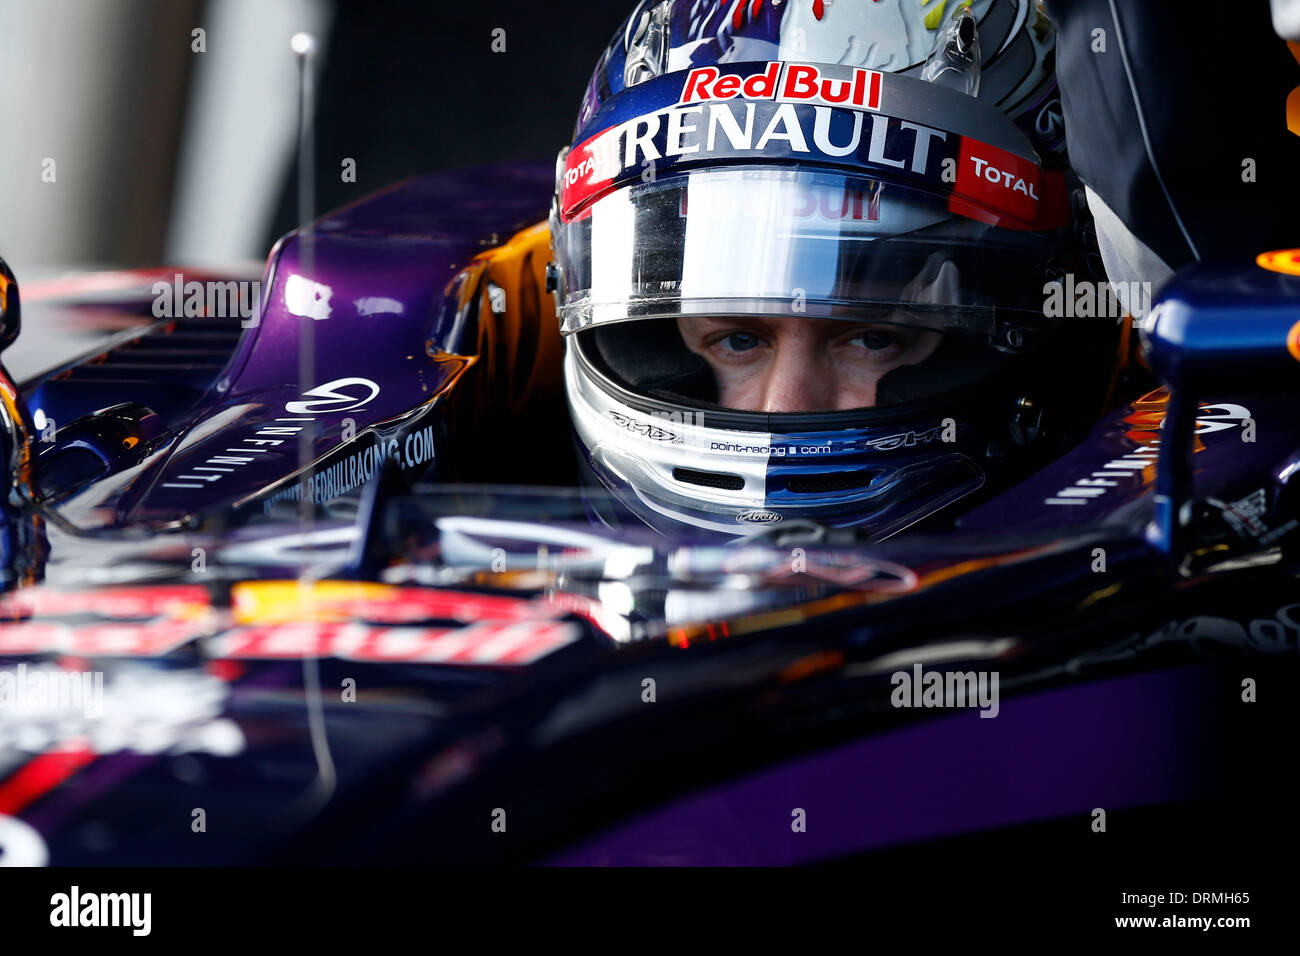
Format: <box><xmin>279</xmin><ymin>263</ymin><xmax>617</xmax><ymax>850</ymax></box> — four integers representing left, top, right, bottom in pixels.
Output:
<box><xmin>676</xmin><ymin>315</ymin><xmax>941</xmax><ymax>412</ymax></box>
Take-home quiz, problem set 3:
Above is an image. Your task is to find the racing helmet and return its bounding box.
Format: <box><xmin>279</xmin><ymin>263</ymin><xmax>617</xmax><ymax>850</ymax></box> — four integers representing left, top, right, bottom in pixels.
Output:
<box><xmin>549</xmin><ymin>0</ymin><xmax>1117</xmax><ymax>538</ymax></box>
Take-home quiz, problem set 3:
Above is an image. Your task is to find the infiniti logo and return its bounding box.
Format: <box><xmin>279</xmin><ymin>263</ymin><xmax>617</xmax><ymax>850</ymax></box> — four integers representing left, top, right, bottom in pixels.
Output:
<box><xmin>1035</xmin><ymin>98</ymin><xmax>1064</xmax><ymax>138</ymax></box>
<box><xmin>285</xmin><ymin>377</ymin><xmax>381</xmax><ymax>415</ymax></box>
<box><xmin>161</xmin><ymin>377</ymin><xmax>385</xmax><ymax>492</ymax></box>
<box><xmin>1191</xmin><ymin>403</ymin><xmax>1253</xmax><ymax>435</ymax></box>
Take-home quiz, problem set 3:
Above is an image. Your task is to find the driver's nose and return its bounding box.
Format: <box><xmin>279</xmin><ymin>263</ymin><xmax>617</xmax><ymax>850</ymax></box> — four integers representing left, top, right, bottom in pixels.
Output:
<box><xmin>757</xmin><ymin>340</ymin><xmax>874</xmax><ymax>413</ymax></box>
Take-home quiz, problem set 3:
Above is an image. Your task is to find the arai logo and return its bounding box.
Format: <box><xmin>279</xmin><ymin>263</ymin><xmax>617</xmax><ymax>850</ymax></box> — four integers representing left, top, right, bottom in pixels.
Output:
<box><xmin>737</xmin><ymin>510</ymin><xmax>783</xmax><ymax>525</ymax></box>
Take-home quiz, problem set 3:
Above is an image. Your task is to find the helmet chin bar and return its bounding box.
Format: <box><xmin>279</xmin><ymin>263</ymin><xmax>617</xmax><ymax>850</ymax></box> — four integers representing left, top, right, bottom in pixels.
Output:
<box><xmin>564</xmin><ymin>339</ymin><xmax>999</xmax><ymax>538</ymax></box>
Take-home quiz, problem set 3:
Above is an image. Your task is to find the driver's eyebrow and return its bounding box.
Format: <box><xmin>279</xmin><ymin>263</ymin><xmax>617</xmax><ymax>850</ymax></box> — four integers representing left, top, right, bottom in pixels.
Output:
<box><xmin>696</xmin><ymin>315</ymin><xmax>773</xmax><ymax>329</ymax></box>
<box><xmin>697</xmin><ymin>316</ymin><xmax>882</xmax><ymax>330</ymax></box>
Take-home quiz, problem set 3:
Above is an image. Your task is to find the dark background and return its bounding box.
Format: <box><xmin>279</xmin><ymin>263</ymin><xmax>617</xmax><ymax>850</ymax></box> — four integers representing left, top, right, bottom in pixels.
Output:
<box><xmin>267</xmin><ymin>0</ymin><xmax>629</xmax><ymax>244</ymax></box>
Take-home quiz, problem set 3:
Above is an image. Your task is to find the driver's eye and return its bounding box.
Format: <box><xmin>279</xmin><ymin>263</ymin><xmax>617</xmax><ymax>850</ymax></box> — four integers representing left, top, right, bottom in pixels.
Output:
<box><xmin>854</xmin><ymin>330</ymin><xmax>896</xmax><ymax>351</ymax></box>
<box><xmin>723</xmin><ymin>331</ymin><xmax>762</xmax><ymax>352</ymax></box>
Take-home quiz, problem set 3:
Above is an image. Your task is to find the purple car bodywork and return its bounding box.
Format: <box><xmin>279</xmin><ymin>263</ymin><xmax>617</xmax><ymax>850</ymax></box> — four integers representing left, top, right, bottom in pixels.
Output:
<box><xmin>0</xmin><ymin>163</ymin><xmax>1296</xmax><ymax>866</ymax></box>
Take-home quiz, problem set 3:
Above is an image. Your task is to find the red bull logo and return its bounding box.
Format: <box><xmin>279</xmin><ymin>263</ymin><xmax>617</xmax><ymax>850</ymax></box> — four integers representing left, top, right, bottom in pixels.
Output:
<box><xmin>679</xmin><ymin>61</ymin><xmax>883</xmax><ymax>112</ymax></box>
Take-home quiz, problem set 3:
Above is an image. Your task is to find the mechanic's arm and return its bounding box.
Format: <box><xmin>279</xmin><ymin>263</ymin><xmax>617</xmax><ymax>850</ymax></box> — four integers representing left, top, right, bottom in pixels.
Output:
<box><xmin>1045</xmin><ymin>0</ymin><xmax>1300</xmax><ymax>300</ymax></box>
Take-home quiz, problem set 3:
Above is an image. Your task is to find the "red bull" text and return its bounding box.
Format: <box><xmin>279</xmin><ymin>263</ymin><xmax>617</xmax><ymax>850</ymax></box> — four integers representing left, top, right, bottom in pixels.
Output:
<box><xmin>679</xmin><ymin>61</ymin><xmax>883</xmax><ymax>112</ymax></box>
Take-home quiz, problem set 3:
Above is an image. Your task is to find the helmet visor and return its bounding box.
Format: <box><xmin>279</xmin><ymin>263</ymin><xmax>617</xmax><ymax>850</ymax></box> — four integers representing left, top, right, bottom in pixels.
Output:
<box><xmin>556</xmin><ymin>165</ymin><xmax>1057</xmax><ymax>350</ymax></box>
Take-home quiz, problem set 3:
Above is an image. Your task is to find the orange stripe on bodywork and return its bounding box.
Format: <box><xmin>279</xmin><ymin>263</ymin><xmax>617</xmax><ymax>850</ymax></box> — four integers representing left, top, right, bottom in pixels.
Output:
<box><xmin>1288</xmin><ymin>42</ymin><xmax>1300</xmax><ymax>136</ymax></box>
<box><xmin>466</xmin><ymin>221</ymin><xmax>565</xmax><ymax>417</ymax></box>
<box><xmin>0</xmin><ymin>364</ymin><xmax>37</xmax><ymax>513</ymax></box>
<box><xmin>1257</xmin><ymin>249</ymin><xmax>1300</xmax><ymax>277</ymax></box>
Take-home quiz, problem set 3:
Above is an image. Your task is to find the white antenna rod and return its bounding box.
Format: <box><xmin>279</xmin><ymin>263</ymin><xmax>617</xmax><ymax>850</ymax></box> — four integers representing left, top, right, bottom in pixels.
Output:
<box><xmin>291</xmin><ymin>31</ymin><xmax>317</xmax><ymax>531</ymax></box>
<box><xmin>289</xmin><ymin>30</ymin><xmax>336</xmax><ymax>811</ymax></box>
